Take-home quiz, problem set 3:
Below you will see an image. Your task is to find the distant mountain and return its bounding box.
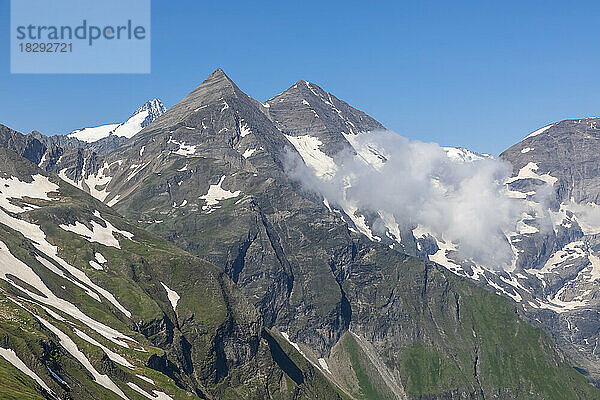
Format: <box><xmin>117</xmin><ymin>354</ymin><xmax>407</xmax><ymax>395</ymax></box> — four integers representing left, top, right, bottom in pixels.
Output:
<box><xmin>442</xmin><ymin>146</ymin><xmax>491</xmax><ymax>162</ymax></box>
<box><xmin>68</xmin><ymin>99</ymin><xmax>166</xmax><ymax>143</ymax></box>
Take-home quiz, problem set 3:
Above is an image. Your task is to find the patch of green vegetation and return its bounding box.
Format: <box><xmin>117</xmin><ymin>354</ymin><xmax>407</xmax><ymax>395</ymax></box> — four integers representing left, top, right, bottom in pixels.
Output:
<box><xmin>459</xmin><ymin>287</ymin><xmax>600</xmax><ymax>400</ymax></box>
<box><xmin>0</xmin><ymin>357</ymin><xmax>48</xmax><ymax>400</ymax></box>
<box><xmin>0</xmin><ymin>177</ymin><xmax>257</xmax><ymax>399</ymax></box>
<box><xmin>399</xmin><ymin>343</ymin><xmax>463</xmax><ymax>396</ymax></box>
<box><xmin>343</xmin><ymin>248</ymin><xmax>600</xmax><ymax>400</ymax></box>
<box><xmin>0</xmin><ymin>290</ymin><xmax>123</xmax><ymax>400</ymax></box>
<box><xmin>339</xmin><ymin>333</ymin><xmax>392</xmax><ymax>400</ymax></box>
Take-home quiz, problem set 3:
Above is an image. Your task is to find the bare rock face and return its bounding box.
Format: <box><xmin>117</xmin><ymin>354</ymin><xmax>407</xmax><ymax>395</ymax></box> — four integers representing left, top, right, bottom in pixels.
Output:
<box><xmin>109</xmin><ymin>69</ymin><xmax>357</xmax><ymax>356</ymax></box>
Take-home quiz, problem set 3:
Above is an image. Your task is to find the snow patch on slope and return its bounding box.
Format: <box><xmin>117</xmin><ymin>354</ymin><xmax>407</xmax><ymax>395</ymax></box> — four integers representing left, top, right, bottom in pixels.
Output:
<box><xmin>127</xmin><ymin>382</ymin><xmax>173</xmax><ymax>400</ymax></box>
<box><xmin>160</xmin><ymin>282</ymin><xmax>180</xmax><ymax>313</ymax></box>
<box><xmin>0</xmin><ymin>348</ymin><xmax>53</xmax><ymax>394</ymax></box>
<box><xmin>74</xmin><ymin>329</ymin><xmax>133</xmax><ymax>368</ymax></box>
<box><xmin>83</xmin><ymin>163</ymin><xmax>113</xmax><ymax>202</ymax></box>
<box><xmin>35</xmin><ymin>317</ymin><xmax>128</xmax><ymax>399</ymax></box>
<box><xmin>525</xmin><ymin>123</ymin><xmax>555</xmax><ymax>139</ymax></box>
<box><xmin>59</xmin><ymin>211</ymin><xmax>134</xmax><ymax>249</ymax></box>
<box><xmin>285</xmin><ymin>134</ymin><xmax>337</xmax><ymax>179</ymax></box>
<box><xmin>0</xmin><ymin>174</ymin><xmax>59</xmax><ymax>213</ymax></box>
<box><xmin>505</xmin><ymin>162</ymin><xmax>558</xmax><ymax>186</ymax></box>
<box><xmin>58</xmin><ymin>161</ymin><xmax>115</xmax><ymax>203</ymax></box>
<box><xmin>169</xmin><ymin>137</ymin><xmax>197</xmax><ymax>156</ymax></box>
<box><xmin>95</xmin><ymin>252</ymin><xmax>107</xmax><ymax>264</ymax></box>
<box><xmin>0</xmin><ymin>201</ymin><xmax>137</xmax><ymax>320</ymax></box>
<box><xmin>200</xmin><ymin>176</ymin><xmax>241</xmax><ymax>211</ymax></box>
<box><xmin>239</xmin><ymin>121</ymin><xmax>252</xmax><ymax>138</ymax></box>
<box><xmin>242</xmin><ymin>148</ymin><xmax>257</xmax><ymax>158</ymax></box>
<box><xmin>0</xmin><ymin>238</ymin><xmax>133</xmax><ymax>346</ymax></box>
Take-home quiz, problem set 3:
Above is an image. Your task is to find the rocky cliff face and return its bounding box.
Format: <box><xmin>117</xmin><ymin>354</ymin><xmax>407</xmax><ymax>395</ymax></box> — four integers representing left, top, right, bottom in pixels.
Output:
<box><xmin>268</xmin><ymin>101</ymin><xmax>600</xmax><ymax>388</ymax></box>
<box><xmin>501</xmin><ymin>118</ymin><xmax>600</xmax><ymax>204</ymax></box>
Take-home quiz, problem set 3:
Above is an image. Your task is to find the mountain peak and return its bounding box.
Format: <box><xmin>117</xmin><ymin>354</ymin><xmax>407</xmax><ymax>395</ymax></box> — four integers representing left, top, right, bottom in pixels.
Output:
<box><xmin>192</xmin><ymin>67</ymin><xmax>238</xmax><ymax>93</ymax></box>
<box><xmin>267</xmin><ymin>79</ymin><xmax>330</xmax><ymax>105</ymax></box>
<box><xmin>134</xmin><ymin>98</ymin><xmax>166</xmax><ymax>116</ymax></box>
<box><xmin>145</xmin><ymin>68</ymin><xmax>252</xmax><ymax>127</ymax></box>
<box><xmin>209</xmin><ymin>67</ymin><xmax>227</xmax><ymax>78</ymax></box>
<box><xmin>265</xmin><ymin>78</ymin><xmax>384</xmax><ymax>138</ymax></box>
<box><xmin>67</xmin><ymin>98</ymin><xmax>166</xmax><ymax>143</ymax></box>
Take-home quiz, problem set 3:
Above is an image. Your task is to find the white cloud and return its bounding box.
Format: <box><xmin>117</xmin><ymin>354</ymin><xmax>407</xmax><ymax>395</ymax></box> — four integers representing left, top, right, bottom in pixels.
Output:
<box><xmin>285</xmin><ymin>130</ymin><xmax>536</xmax><ymax>268</ymax></box>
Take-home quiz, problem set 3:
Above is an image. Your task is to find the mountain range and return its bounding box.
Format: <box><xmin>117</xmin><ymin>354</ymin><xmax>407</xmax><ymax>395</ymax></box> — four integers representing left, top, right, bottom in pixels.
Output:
<box><xmin>0</xmin><ymin>68</ymin><xmax>598</xmax><ymax>399</ymax></box>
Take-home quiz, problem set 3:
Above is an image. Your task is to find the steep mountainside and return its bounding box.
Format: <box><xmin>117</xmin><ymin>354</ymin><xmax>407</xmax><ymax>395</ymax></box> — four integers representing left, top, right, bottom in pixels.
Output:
<box><xmin>320</xmin><ymin>116</ymin><xmax>600</xmax><ymax>386</ymax></box>
<box><xmin>498</xmin><ymin>119</ymin><xmax>600</xmax><ymax>384</ymax></box>
<box><xmin>0</xmin><ymin>146</ymin><xmax>347</xmax><ymax>400</ymax></box>
<box><xmin>7</xmin><ymin>68</ymin><xmax>597</xmax><ymax>398</ymax></box>
<box><xmin>267</xmin><ymin>91</ymin><xmax>600</xmax><ymax>387</ymax></box>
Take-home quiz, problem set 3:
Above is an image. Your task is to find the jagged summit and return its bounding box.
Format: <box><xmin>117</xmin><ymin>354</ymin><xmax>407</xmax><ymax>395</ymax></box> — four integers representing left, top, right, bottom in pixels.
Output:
<box><xmin>105</xmin><ymin>67</ymin><xmax>296</xmax><ymax>184</ymax></box>
<box><xmin>67</xmin><ymin>98</ymin><xmax>166</xmax><ymax>143</ymax></box>
<box><xmin>136</xmin><ymin>98</ymin><xmax>167</xmax><ymax>119</ymax></box>
<box><xmin>267</xmin><ymin>79</ymin><xmax>326</xmax><ymax>103</ymax></box>
<box><xmin>206</xmin><ymin>67</ymin><xmax>232</xmax><ymax>82</ymax></box>
<box><xmin>199</xmin><ymin>67</ymin><xmax>235</xmax><ymax>88</ymax></box>
<box><xmin>113</xmin><ymin>98</ymin><xmax>167</xmax><ymax>137</ymax></box>
<box><xmin>266</xmin><ymin>78</ymin><xmax>383</xmax><ymax>134</ymax></box>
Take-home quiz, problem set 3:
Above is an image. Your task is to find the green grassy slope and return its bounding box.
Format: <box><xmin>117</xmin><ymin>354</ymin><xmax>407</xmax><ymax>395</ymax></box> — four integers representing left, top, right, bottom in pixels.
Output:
<box><xmin>342</xmin><ymin>247</ymin><xmax>600</xmax><ymax>399</ymax></box>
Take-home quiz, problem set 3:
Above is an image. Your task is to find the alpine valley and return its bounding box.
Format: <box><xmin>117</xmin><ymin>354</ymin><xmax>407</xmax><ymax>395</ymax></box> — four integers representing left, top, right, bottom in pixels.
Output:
<box><xmin>0</xmin><ymin>68</ymin><xmax>599</xmax><ymax>400</ymax></box>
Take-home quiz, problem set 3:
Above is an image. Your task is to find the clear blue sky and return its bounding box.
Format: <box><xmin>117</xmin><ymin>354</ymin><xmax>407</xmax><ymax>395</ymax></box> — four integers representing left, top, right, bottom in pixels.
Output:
<box><xmin>1</xmin><ymin>0</ymin><xmax>599</xmax><ymax>155</ymax></box>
